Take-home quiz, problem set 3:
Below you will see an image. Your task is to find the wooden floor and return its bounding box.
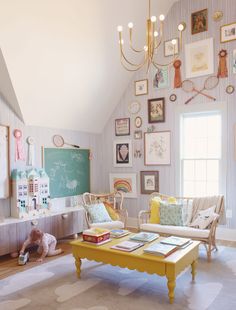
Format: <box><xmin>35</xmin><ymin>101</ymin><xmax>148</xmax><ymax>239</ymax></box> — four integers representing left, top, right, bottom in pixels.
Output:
<box><xmin>0</xmin><ymin>239</ymin><xmax>73</xmax><ymax>280</ymax></box>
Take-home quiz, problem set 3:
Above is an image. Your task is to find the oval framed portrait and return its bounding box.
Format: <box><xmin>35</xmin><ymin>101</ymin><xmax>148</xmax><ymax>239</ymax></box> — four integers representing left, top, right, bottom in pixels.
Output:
<box><xmin>135</xmin><ymin>116</ymin><xmax>142</xmax><ymax>128</ymax></box>
<box><xmin>226</xmin><ymin>85</ymin><xmax>235</xmax><ymax>94</ymax></box>
<box><xmin>128</xmin><ymin>101</ymin><xmax>141</xmax><ymax>114</ymax></box>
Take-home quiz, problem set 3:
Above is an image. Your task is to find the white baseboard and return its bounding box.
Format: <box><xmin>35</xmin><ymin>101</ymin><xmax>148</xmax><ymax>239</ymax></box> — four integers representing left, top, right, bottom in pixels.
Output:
<box><xmin>127</xmin><ymin>217</ymin><xmax>236</xmax><ymax>242</ymax></box>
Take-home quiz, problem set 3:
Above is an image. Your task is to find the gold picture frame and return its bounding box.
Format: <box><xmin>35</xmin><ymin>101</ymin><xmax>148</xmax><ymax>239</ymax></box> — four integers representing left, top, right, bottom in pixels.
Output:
<box><xmin>220</xmin><ymin>22</ymin><xmax>236</xmax><ymax>43</ymax></box>
<box><xmin>134</xmin><ymin>79</ymin><xmax>148</xmax><ymax>96</ymax></box>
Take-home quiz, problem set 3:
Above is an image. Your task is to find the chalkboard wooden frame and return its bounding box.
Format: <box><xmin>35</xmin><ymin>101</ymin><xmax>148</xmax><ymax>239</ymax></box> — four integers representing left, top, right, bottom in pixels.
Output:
<box><xmin>42</xmin><ymin>147</ymin><xmax>90</xmax><ymax>199</ymax></box>
<box><xmin>0</xmin><ymin>124</ymin><xmax>10</xmax><ymax>198</ymax></box>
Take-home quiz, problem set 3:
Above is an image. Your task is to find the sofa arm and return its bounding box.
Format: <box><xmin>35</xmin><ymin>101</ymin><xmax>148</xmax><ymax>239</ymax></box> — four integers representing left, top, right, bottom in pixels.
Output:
<box><xmin>138</xmin><ymin>210</ymin><xmax>151</xmax><ymax>230</ymax></box>
<box><xmin>208</xmin><ymin>214</ymin><xmax>220</xmax><ymax>240</ymax></box>
<box><xmin>116</xmin><ymin>208</ymin><xmax>128</xmax><ymax>228</ymax></box>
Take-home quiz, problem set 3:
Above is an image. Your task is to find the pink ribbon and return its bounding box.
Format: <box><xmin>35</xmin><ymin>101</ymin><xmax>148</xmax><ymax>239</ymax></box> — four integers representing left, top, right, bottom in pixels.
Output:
<box><xmin>14</xmin><ymin>129</ymin><xmax>25</xmax><ymax>161</ymax></box>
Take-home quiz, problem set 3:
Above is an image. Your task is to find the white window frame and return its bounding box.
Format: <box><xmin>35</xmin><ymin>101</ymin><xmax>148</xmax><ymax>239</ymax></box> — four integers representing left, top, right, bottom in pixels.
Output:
<box><xmin>174</xmin><ymin>102</ymin><xmax>227</xmax><ymax>197</ymax></box>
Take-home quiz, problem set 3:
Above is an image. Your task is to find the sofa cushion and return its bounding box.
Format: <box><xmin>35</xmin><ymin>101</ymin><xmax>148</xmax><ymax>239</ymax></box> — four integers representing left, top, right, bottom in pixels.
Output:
<box><xmin>90</xmin><ymin>221</ymin><xmax>124</xmax><ymax>229</ymax></box>
<box><xmin>160</xmin><ymin>202</ymin><xmax>183</xmax><ymax>226</ymax></box>
<box><xmin>85</xmin><ymin>203</ymin><xmax>112</xmax><ymax>223</ymax></box>
<box><xmin>149</xmin><ymin>197</ymin><xmax>161</xmax><ymax>224</ymax></box>
<box><xmin>140</xmin><ymin>223</ymin><xmax>210</xmax><ymax>238</ymax></box>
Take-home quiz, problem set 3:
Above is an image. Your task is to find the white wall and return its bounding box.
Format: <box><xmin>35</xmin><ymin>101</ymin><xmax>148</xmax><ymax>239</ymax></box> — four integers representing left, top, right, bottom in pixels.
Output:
<box><xmin>0</xmin><ymin>96</ymin><xmax>103</xmax><ymax>218</ymax></box>
<box><xmin>101</xmin><ymin>0</ymin><xmax>236</xmax><ymax>229</ymax></box>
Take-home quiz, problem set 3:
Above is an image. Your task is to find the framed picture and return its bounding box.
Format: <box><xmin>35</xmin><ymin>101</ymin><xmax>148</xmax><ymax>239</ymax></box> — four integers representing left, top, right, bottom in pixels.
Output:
<box><xmin>191</xmin><ymin>9</ymin><xmax>208</xmax><ymax>35</ymax></box>
<box><xmin>134</xmin><ymin>116</ymin><xmax>142</xmax><ymax>128</ymax></box>
<box><xmin>164</xmin><ymin>38</ymin><xmax>179</xmax><ymax>57</ymax></box>
<box><xmin>140</xmin><ymin>171</ymin><xmax>159</xmax><ymax>194</ymax></box>
<box><xmin>109</xmin><ymin>173</ymin><xmax>137</xmax><ymax>198</ymax></box>
<box><xmin>115</xmin><ymin>118</ymin><xmax>130</xmax><ymax>136</ymax></box>
<box><xmin>153</xmin><ymin>67</ymin><xmax>169</xmax><ymax>89</ymax></box>
<box><xmin>148</xmin><ymin>98</ymin><xmax>165</xmax><ymax>123</ymax></box>
<box><xmin>144</xmin><ymin>131</ymin><xmax>171</xmax><ymax>165</ymax></box>
<box><xmin>233</xmin><ymin>49</ymin><xmax>236</xmax><ymax>74</ymax></box>
<box><xmin>113</xmin><ymin>139</ymin><xmax>132</xmax><ymax>167</ymax></box>
<box><xmin>185</xmin><ymin>38</ymin><xmax>214</xmax><ymax>78</ymax></box>
<box><xmin>221</xmin><ymin>22</ymin><xmax>236</xmax><ymax>43</ymax></box>
<box><xmin>134</xmin><ymin>130</ymin><xmax>142</xmax><ymax>140</ymax></box>
<box><xmin>135</xmin><ymin>79</ymin><xmax>148</xmax><ymax>96</ymax></box>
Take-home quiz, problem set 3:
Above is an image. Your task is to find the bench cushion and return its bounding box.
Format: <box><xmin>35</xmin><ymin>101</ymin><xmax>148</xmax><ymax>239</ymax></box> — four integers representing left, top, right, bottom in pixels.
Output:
<box><xmin>140</xmin><ymin>223</ymin><xmax>210</xmax><ymax>238</ymax></box>
<box><xmin>90</xmin><ymin>221</ymin><xmax>124</xmax><ymax>229</ymax></box>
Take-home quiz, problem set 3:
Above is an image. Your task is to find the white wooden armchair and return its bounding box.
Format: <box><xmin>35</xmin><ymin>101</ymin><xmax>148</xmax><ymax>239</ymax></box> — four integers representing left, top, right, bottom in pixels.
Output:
<box><xmin>138</xmin><ymin>192</ymin><xmax>225</xmax><ymax>261</ymax></box>
<box><xmin>82</xmin><ymin>191</ymin><xmax>128</xmax><ymax>229</ymax></box>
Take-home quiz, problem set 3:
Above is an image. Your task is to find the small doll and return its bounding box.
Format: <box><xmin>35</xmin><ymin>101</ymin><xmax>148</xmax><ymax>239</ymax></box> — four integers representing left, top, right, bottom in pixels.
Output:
<box><xmin>20</xmin><ymin>228</ymin><xmax>62</xmax><ymax>262</ymax></box>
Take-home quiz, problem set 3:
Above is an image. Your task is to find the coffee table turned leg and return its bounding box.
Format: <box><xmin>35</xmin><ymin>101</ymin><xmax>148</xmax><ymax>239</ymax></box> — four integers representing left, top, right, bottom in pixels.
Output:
<box><xmin>73</xmin><ymin>253</ymin><xmax>82</xmax><ymax>278</ymax></box>
<box><xmin>167</xmin><ymin>277</ymin><xmax>176</xmax><ymax>304</ymax></box>
<box><xmin>191</xmin><ymin>260</ymin><xmax>197</xmax><ymax>282</ymax></box>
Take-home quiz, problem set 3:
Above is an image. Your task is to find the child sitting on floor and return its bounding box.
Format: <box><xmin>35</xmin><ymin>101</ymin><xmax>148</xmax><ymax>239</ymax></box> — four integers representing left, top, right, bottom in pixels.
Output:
<box><xmin>20</xmin><ymin>228</ymin><xmax>62</xmax><ymax>262</ymax></box>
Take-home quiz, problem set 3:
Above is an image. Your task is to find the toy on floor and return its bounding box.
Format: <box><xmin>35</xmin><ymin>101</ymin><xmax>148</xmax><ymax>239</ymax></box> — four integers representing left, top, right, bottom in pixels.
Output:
<box><xmin>20</xmin><ymin>228</ymin><xmax>62</xmax><ymax>262</ymax></box>
<box><xmin>18</xmin><ymin>252</ymin><xmax>29</xmax><ymax>265</ymax></box>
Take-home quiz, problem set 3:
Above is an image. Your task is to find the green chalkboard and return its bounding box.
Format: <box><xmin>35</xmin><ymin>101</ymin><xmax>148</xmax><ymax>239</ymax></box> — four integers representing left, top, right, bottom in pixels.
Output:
<box><xmin>43</xmin><ymin>148</ymin><xmax>90</xmax><ymax>198</ymax></box>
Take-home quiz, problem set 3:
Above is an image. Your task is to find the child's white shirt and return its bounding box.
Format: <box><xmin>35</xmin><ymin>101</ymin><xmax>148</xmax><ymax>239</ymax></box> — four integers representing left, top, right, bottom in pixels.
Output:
<box><xmin>23</xmin><ymin>233</ymin><xmax>56</xmax><ymax>254</ymax></box>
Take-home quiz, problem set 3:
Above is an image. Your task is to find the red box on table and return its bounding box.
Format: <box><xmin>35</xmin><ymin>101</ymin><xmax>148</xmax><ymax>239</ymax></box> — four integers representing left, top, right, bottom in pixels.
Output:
<box><xmin>82</xmin><ymin>228</ymin><xmax>110</xmax><ymax>244</ymax></box>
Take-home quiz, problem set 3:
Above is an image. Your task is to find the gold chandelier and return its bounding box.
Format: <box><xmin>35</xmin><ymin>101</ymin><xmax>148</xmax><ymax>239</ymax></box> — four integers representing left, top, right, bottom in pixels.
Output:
<box><xmin>117</xmin><ymin>0</ymin><xmax>186</xmax><ymax>73</ymax></box>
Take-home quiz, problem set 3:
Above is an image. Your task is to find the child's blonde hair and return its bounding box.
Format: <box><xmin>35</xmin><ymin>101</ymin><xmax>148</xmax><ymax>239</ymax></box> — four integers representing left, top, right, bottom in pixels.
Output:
<box><xmin>30</xmin><ymin>228</ymin><xmax>43</xmax><ymax>241</ymax></box>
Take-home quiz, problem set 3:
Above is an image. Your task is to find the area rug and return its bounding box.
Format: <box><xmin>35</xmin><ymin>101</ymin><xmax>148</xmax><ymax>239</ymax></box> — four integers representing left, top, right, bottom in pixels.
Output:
<box><xmin>0</xmin><ymin>246</ymin><xmax>236</xmax><ymax>310</ymax></box>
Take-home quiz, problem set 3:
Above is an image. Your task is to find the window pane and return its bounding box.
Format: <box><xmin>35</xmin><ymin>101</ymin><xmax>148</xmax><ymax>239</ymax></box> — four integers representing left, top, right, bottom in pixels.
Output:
<box><xmin>207</xmin><ymin>160</ymin><xmax>219</xmax><ymax>182</ymax></box>
<box><xmin>183</xmin><ymin>160</ymin><xmax>195</xmax><ymax>180</ymax></box>
<box><xmin>183</xmin><ymin>181</ymin><xmax>195</xmax><ymax>197</ymax></box>
<box><xmin>195</xmin><ymin>160</ymin><xmax>206</xmax><ymax>181</ymax></box>
<box><xmin>194</xmin><ymin>138</ymin><xmax>207</xmax><ymax>158</ymax></box>
<box><xmin>207</xmin><ymin>182</ymin><xmax>219</xmax><ymax>196</ymax></box>
<box><xmin>195</xmin><ymin>181</ymin><xmax>207</xmax><ymax>196</ymax></box>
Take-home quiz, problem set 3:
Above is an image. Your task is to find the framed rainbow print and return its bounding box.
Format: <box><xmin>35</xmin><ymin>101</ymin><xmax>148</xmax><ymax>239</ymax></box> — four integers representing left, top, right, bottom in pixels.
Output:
<box><xmin>109</xmin><ymin>173</ymin><xmax>137</xmax><ymax>198</ymax></box>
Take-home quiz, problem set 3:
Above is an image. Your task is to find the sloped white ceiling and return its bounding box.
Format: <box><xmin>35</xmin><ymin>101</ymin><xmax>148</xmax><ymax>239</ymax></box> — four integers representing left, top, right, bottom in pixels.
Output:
<box><xmin>0</xmin><ymin>0</ymin><xmax>177</xmax><ymax>133</ymax></box>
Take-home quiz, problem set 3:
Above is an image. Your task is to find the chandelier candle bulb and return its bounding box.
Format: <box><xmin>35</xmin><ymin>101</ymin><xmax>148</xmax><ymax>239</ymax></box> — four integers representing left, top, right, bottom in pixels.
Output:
<box><xmin>159</xmin><ymin>14</ymin><xmax>165</xmax><ymax>21</ymax></box>
<box><xmin>117</xmin><ymin>25</ymin><xmax>123</xmax><ymax>32</ymax></box>
<box><xmin>128</xmin><ymin>22</ymin><xmax>133</xmax><ymax>29</ymax></box>
<box><xmin>151</xmin><ymin>16</ymin><xmax>157</xmax><ymax>23</ymax></box>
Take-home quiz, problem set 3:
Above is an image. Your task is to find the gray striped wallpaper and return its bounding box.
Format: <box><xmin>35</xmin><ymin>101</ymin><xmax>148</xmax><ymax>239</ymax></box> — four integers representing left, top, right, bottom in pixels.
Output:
<box><xmin>101</xmin><ymin>0</ymin><xmax>236</xmax><ymax>228</ymax></box>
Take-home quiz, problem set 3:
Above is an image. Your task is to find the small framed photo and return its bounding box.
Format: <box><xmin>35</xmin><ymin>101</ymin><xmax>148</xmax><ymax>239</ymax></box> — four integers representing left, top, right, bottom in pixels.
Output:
<box><xmin>191</xmin><ymin>9</ymin><xmax>208</xmax><ymax>35</ymax></box>
<box><xmin>221</xmin><ymin>22</ymin><xmax>236</xmax><ymax>43</ymax></box>
<box><xmin>153</xmin><ymin>67</ymin><xmax>169</xmax><ymax>89</ymax></box>
<box><xmin>233</xmin><ymin>49</ymin><xmax>236</xmax><ymax>74</ymax></box>
<box><xmin>164</xmin><ymin>38</ymin><xmax>179</xmax><ymax>57</ymax></box>
<box><xmin>113</xmin><ymin>139</ymin><xmax>132</xmax><ymax>167</ymax></box>
<box><xmin>144</xmin><ymin>131</ymin><xmax>171</xmax><ymax>165</ymax></box>
<box><xmin>140</xmin><ymin>171</ymin><xmax>159</xmax><ymax>194</ymax></box>
<box><xmin>109</xmin><ymin>173</ymin><xmax>137</xmax><ymax>198</ymax></box>
<box><xmin>134</xmin><ymin>130</ymin><xmax>142</xmax><ymax>140</ymax></box>
<box><xmin>135</xmin><ymin>79</ymin><xmax>148</xmax><ymax>96</ymax></box>
<box><xmin>115</xmin><ymin>118</ymin><xmax>130</xmax><ymax>136</ymax></box>
<box><xmin>148</xmin><ymin>98</ymin><xmax>165</xmax><ymax>123</ymax></box>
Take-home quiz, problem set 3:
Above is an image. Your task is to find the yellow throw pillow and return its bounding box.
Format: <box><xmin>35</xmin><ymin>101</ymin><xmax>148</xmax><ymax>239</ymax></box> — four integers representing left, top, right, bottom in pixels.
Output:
<box><xmin>103</xmin><ymin>202</ymin><xmax>120</xmax><ymax>221</ymax></box>
<box><xmin>149</xmin><ymin>197</ymin><xmax>161</xmax><ymax>224</ymax></box>
<box><xmin>168</xmin><ymin>196</ymin><xmax>177</xmax><ymax>204</ymax></box>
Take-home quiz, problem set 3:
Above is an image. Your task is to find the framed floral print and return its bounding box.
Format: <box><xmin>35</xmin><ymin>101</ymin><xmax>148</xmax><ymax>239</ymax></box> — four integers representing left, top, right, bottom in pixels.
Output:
<box><xmin>144</xmin><ymin>131</ymin><xmax>171</xmax><ymax>165</ymax></box>
<box><xmin>140</xmin><ymin>171</ymin><xmax>159</xmax><ymax>194</ymax></box>
<box><xmin>113</xmin><ymin>139</ymin><xmax>132</xmax><ymax>167</ymax></box>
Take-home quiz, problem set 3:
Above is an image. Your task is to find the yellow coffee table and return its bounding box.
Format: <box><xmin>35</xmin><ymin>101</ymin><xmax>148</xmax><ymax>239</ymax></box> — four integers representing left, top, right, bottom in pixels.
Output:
<box><xmin>70</xmin><ymin>235</ymin><xmax>200</xmax><ymax>304</ymax></box>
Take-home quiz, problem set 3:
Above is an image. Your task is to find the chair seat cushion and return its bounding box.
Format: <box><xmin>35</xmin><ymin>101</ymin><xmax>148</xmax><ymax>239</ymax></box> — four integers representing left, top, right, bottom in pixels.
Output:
<box><xmin>140</xmin><ymin>223</ymin><xmax>210</xmax><ymax>238</ymax></box>
<box><xmin>90</xmin><ymin>221</ymin><xmax>124</xmax><ymax>229</ymax></box>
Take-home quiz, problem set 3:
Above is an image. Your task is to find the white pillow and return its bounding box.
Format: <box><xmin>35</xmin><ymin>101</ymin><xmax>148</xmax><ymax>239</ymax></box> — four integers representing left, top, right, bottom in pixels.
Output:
<box><xmin>189</xmin><ymin>205</ymin><xmax>216</xmax><ymax>229</ymax></box>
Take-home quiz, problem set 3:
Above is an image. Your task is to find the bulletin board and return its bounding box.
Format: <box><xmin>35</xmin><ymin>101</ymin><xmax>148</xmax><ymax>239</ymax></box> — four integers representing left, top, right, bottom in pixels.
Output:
<box><xmin>0</xmin><ymin>125</ymin><xmax>10</xmax><ymax>198</ymax></box>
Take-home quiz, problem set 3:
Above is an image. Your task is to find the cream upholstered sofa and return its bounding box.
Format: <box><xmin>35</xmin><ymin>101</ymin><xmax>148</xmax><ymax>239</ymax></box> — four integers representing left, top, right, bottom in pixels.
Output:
<box><xmin>82</xmin><ymin>191</ymin><xmax>128</xmax><ymax>229</ymax></box>
<box><xmin>138</xmin><ymin>192</ymin><xmax>225</xmax><ymax>261</ymax></box>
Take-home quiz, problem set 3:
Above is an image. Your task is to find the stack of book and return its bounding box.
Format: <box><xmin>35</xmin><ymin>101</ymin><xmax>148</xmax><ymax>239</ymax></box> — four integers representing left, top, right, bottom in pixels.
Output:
<box><xmin>129</xmin><ymin>232</ymin><xmax>159</xmax><ymax>243</ymax></box>
<box><xmin>110</xmin><ymin>229</ymin><xmax>130</xmax><ymax>238</ymax></box>
<box><xmin>144</xmin><ymin>243</ymin><xmax>178</xmax><ymax>257</ymax></box>
<box><xmin>160</xmin><ymin>236</ymin><xmax>192</xmax><ymax>248</ymax></box>
<box><xmin>111</xmin><ymin>240</ymin><xmax>144</xmax><ymax>252</ymax></box>
<box><xmin>82</xmin><ymin>228</ymin><xmax>111</xmax><ymax>245</ymax></box>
